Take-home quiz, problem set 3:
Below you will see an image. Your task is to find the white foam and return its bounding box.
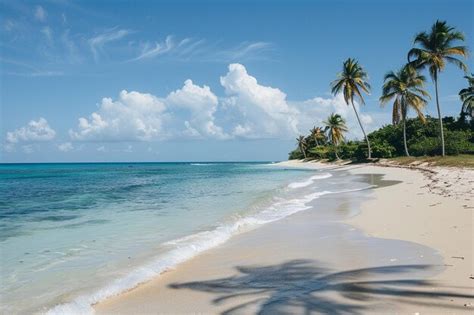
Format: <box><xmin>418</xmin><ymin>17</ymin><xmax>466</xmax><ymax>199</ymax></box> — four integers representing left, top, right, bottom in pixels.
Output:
<box><xmin>287</xmin><ymin>173</ymin><xmax>332</xmax><ymax>189</ymax></box>
<box><xmin>46</xmin><ymin>184</ymin><xmax>370</xmax><ymax>315</ymax></box>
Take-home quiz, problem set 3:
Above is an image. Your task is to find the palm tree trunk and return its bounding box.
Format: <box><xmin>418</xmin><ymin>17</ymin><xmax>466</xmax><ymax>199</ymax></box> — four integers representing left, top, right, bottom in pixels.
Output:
<box><xmin>351</xmin><ymin>100</ymin><xmax>372</xmax><ymax>159</ymax></box>
<box><xmin>403</xmin><ymin>117</ymin><xmax>409</xmax><ymax>156</ymax></box>
<box><xmin>334</xmin><ymin>145</ymin><xmax>340</xmax><ymax>160</ymax></box>
<box><xmin>300</xmin><ymin>145</ymin><xmax>307</xmax><ymax>159</ymax></box>
<box><xmin>434</xmin><ymin>75</ymin><xmax>445</xmax><ymax>156</ymax></box>
<box><xmin>314</xmin><ymin>137</ymin><xmax>319</xmax><ymax>147</ymax></box>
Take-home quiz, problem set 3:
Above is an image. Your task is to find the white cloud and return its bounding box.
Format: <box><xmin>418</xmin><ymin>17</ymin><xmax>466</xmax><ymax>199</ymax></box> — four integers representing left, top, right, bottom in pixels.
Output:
<box><xmin>65</xmin><ymin>63</ymin><xmax>379</xmax><ymax>144</ymax></box>
<box><xmin>89</xmin><ymin>28</ymin><xmax>132</xmax><ymax>61</ymax></box>
<box><xmin>130</xmin><ymin>36</ymin><xmax>273</xmax><ymax>62</ymax></box>
<box><xmin>217</xmin><ymin>42</ymin><xmax>273</xmax><ymax>61</ymax></box>
<box><xmin>69</xmin><ymin>90</ymin><xmax>167</xmax><ymax>141</ymax></box>
<box><xmin>166</xmin><ymin>79</ymin><xmax>227</xmax><ymax>139</ymax></box>
<box><xmin>34</xmin><ymin>6</ymin><xmax>47</xmax><ymax>22</ymax></box>
<box><xmin>132</xmin><ymin>35</ymin><xmax>176</xmax><ymax>61</ymax></box>
<box><xmin>6</xmin><ymin>118</ymin><xmax>56</xmax><ymax>144</ymax></box>
<box><xmin>219</xmin><ymin>63</ymin><xmax>299</xmax><ymax>139</ymax></box>
<box><xmin>97</xmin><ymin>145</ymin><xmax>106</xmax><ymax>152</ymax></box>
<box><xmin>57</xmin><ymin>142</ymin><xmax>74</xmax><ymax>152</ymax></box>
<box><xmin>293</xmin><ymin>93</ymin><xmax>377</xmax><ymax>140</ymax></box>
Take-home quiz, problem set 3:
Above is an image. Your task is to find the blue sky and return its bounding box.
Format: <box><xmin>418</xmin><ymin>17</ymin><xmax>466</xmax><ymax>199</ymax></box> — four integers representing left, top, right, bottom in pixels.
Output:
<box><xmin>1</xmin><ymin>0</ymin><xmax>472</xmax><ymax>162</ymax></box>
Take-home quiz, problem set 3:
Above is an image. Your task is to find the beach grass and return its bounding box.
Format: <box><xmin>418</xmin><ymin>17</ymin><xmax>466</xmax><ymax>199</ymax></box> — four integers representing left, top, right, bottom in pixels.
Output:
<box><xmin>388</xmin><ymin>154</ymin><xmax>474</xmax><ymax>168</ymax></box>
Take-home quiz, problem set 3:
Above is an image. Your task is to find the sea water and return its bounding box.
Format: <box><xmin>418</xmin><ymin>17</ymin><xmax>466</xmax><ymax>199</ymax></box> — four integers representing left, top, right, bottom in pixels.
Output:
<box><xmin>0</xmin><ymin>162</ymin><xmax>371</xmax><ymax>314</ymax></box>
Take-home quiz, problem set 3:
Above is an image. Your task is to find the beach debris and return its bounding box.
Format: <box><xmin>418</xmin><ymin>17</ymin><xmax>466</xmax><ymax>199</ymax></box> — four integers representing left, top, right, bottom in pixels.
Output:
<box><xmin>451</xmin><ymin>256</ymin><xmax>464</xmax><ymax>260</ymax></box>
<box><xmin>469</xmin><ymin>275</ymin><xmax>474</xmax><ymax>279</ymax></box>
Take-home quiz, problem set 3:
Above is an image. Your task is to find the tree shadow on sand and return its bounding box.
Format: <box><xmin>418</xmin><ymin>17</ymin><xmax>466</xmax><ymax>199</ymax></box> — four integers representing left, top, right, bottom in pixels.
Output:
<box><xmin>169</xmin><ymin>260</ymin><xmax>473</xmax><ymax>315</ymax></box>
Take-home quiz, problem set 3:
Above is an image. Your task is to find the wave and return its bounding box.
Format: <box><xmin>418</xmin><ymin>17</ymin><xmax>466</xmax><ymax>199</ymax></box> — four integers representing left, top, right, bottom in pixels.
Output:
<box><xmin>46</xmin><ymin>184</ymin><xmax>370</xmax><ymax>315</ymax></box>
<box><xmin>287</xmin><ymin>173</ymin><xmax>332</xmax><ymax>189</ymax></box>
<box><xmin>190</xmin><ymin>163</ymin><xmax>215</xmax><ymax>166</ymax></box>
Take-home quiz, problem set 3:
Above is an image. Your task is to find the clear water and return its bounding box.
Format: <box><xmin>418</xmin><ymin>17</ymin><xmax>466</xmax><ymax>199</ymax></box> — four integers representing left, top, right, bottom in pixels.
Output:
<box><xmin>1</xmin><ymin>162</ymin><xmax>348</xmax><ymax>314</ymax></box>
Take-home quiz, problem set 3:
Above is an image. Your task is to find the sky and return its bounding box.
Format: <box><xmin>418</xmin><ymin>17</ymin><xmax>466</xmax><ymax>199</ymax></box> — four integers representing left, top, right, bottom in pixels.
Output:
<box><xmin>1</xmin><ymin>0</ymin><xmax>472</xmax><ymax>162</ymax></box>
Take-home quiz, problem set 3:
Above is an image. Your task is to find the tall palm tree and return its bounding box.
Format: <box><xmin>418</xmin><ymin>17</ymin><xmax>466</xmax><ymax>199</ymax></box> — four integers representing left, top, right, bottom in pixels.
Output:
<box><xmin>331</xmin><ymin>58</ymin><xmax>372</xmax><ymax>159</ymax></box>
<box><xmin>380</xmin><ymin>65</ymin><xmax>430</xmax><ymax>156</ymax></box>
<box><xmin>296</xmin><ymin>135</ymin><xmax>307</xmax><ymax>159</ymax></box>
<box><xmin>309</xmin><ymin>126</ymin><xmax>325</xmax><ymax>147</ymax></box>
<box><xmin>408</xmin><ymin>20</ymin><xmax>468</xmax><ymax>156</ymax></box>
<box><xmin>459</xmin><ymin>74</ymin><xmax>474</xmax><ymax>120</ymax></box>
<box><xmin>323</xmin><ymin>113</ymin><xmax>348</xmax><ymax>160</ymax></box>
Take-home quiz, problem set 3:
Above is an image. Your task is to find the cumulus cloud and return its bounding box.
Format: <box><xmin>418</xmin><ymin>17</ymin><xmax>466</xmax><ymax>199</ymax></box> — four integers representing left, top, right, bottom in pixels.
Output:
<box><xmin>220</xmin><ymin>63</ymin><xmax>299</xmax><ymax>139</ymax></box>
<box><xmin>6</xmin><ymin>118</ymin><xmax>56</xmax><ymax>144</ymax></box>
<box><xmin>57</xmin><ymin>142</ymin><xmax>74</xmax><ymax>152</ymax></box>
<box><xmin>64</xmin><ymin>63</ymin><xmax>378</xmax><ymax>144</ymax></box>
<box><xmin>166</xmin><ymin>79</ymin><xmax>227</xmax><ymax>139</ymax></box>
<box><xmin>293</xmin><ymin>93</ymin><xmax>376</xmax><ymax>139</ymax></box>
<box><xmin>34</xmin><ymin>6</ymin><xmax>47</xmax><ymax>22</ymax></box>
<box><xmin>69</xmin><ymin>90</ymin><xmax>167</xmax><ymax>141</ymax></box>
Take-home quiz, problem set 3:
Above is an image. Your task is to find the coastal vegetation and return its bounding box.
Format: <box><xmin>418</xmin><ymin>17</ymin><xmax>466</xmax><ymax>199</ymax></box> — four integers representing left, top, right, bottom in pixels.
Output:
<box><xmin>290</xmin><ymin>20</ymin><xmax>473</xmax><ymax>162</ymax></box>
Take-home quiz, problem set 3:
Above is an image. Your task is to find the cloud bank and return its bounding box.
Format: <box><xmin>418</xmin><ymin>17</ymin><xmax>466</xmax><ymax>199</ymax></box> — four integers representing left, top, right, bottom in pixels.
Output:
<box><xmin>6</xmin><ymin>64</ymin><xmax>380</xmax><ymax>152</ymax></box>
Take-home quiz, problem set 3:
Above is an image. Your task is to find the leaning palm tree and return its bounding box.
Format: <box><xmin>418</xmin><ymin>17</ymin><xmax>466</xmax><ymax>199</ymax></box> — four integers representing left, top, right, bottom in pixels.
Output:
<box><xmin>296</xmin><ymin>135</ymin><xmax>307</xmax><ymax>159</ymax></box>
<box><xmin>309</xmin><ymin>126</ymin><xmax>325</xmax><ymax>147</ymax></box>
<box><xmin>408</xmin><ymin>20</ymin><xmax>468</xmax><ymax>156</ymax></box>
<box><xmin>380</xmin><ymin>64</ymin><xmax>430</xmax><ymax>156</ymax></box>
<box><xmin>323</xmin><ymin>113</ymin><xmax>348</xmax><ymax>160</ymax></box>
<box><xmin>459</xmin><ymin>74</ymin><xmax>474</xmax><ymax>120</ymax></box>
<box><xmin>331</xmin><ymin>58</ymin><xmax>372</xmax><ymax>159</ymax></box>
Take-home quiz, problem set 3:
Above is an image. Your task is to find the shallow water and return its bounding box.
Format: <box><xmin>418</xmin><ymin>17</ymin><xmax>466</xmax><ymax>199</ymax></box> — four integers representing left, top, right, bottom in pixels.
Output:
<box><xmin>0</xmin><ymin>162</ymin><xmax>332</xmax><ymax>313</ymax></box>
<box><xmin>0</xmin><ymin>163</ymin><xmax>437</xmax><ymax>314</ymax></box>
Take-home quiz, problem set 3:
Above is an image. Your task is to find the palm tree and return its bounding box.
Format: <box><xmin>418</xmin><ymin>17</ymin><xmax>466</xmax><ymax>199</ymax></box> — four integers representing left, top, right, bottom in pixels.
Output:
<box><xmin>331</xmin><ymin>58</ymin><xmax>372</xmax><ymax>159</ymax></box>
<box><xmin>296</xmin><ymin>135</ymin><xmax>307</xmax><ymax>159</ymax></box>
<box><xmin>323</xmin><ymin>113</ymin><xmax>348</xmax><ymax>160</ymax></box>
<box><xmin>408</xmin><ymin>20</ymin><xmax>468</xmax><ymax>156</ymax></box>
<box><xmin>309</xmin><ymin>126</ymin><xmax>325</xmax><ymax>147</ymax></box>
<box><xmin>459</xmin><ymin>74</ymin><xmax>474</xmax><ymax>120</ymax></box>
<box><xmin>380</xmin><ymin>64</ymin><xmax>430</xmax><ymax>156</ymax></box>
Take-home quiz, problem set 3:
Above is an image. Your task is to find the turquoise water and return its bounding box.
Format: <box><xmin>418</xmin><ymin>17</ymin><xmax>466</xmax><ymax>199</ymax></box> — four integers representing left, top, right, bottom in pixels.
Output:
<box><xmin>2</xmin><ymin>162</ymin><xmax>341</xmax><ymax>314</ymax></box>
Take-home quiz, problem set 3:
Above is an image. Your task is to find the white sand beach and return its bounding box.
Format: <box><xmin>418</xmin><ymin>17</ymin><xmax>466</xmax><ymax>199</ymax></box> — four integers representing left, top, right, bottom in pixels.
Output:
<box><xmin>94</xmin><ymin>161</ymin><xmax>474</xmax><ymax>314</ymax></box>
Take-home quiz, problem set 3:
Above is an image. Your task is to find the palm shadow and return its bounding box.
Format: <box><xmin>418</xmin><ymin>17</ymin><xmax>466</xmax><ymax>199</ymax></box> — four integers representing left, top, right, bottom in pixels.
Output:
<box><xmin>169</xmin><ymin>260</ymin><xmax>473</xmax><ymax>315</ymax></box>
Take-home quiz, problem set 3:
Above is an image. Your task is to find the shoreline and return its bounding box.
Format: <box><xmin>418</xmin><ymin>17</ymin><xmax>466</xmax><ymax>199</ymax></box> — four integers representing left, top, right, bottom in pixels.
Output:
<box><xmin>93</xmin><ymin>160</ymin><xmax>474</xmax><ymax>314</ymax></box>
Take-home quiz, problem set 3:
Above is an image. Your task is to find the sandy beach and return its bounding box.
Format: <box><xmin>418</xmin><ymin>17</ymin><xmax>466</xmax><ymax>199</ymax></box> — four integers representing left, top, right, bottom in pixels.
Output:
<box><xmin>94</xmin><ymin>161</ymin><xmax>473</xmax><ymax>314</ymax></box>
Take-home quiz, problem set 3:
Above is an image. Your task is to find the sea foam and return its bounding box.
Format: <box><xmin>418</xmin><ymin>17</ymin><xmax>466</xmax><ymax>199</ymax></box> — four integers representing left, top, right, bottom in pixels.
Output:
<box><xmin>47</xmin><ymin>181</ymin><xmax>369</xmax><ymax>315</ymax></box>
<box><xmin>287</xmin><ymin>173</ymin><xmax>332</xmax><ymax>189</ymax></box>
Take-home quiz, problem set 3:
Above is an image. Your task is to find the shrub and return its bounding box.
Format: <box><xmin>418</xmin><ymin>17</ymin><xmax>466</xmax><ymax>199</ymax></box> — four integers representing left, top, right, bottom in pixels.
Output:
<box><xmin>339</xmin><ymin>142</ymin><xmax>359</xmax><ymax>160</ymax></box>
<box><xmin>288</xmin><ymin>149</ymin><xmax>304</xmax><ymax>160</ymax></box>
<box><xmin>308</xmin><ymin>146</ymin><xmax>330</xmax><ymax>159</ymax></box>
<box><xmin>371</xmin><ymin>141</ymin><xmax>396</xmax><ymax>158</ymax></box>
<box><xmin>409</xmin><ymin>137</ymin><xmax>440</xmax><ymax>156</ymax></box>
<box><xmin>445</xmin><ymin>130</ymin><xmax>474</xmax><ymax>155</ymax></box>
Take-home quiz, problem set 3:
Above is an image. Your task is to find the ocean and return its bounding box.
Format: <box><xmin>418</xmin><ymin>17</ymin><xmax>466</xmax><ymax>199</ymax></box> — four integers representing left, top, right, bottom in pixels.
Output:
<box><xmin>0</xmin><ymin>162</ymin><xmax>372</xmax><ymax>314</ymax></box>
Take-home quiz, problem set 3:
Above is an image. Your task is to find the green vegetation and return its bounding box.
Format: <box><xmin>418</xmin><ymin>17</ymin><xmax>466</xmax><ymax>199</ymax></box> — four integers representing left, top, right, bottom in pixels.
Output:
<box><xmin>289</xmin><ymin>20</ymin><xmax>473</xmax><ymax>164</ymax></box>
<box><xmin>389</xmin><ymin>155</ymin><xmax>474</xmax><ymax>168</ymax></box>
<box><xmin>408</xmin><ymin>20</ymin><xmax>468</xmax><ymax>156</ymax></box>
<box><xmin>459</xmin><ymin>74</ymin><xmax>474</xmax><ymax>120</ymax></box>
<box><xmin>380</xmin><ymin>64</ymin><xmax>429</xmax><ymax>156</ymax></box>
<box><xmin>331</xmin><ymin>58</ymin><xmax>372</xmax><ymax>158</ymax></box>
<box><xmin>289</xmin><ymin>116</ymin><xmax>474</xmax><ymax>161</ymax></box>
<box><xmin>323</xmin><ymin>114</ymin><xmax>347</xmax><ymax>160</ymax></box>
